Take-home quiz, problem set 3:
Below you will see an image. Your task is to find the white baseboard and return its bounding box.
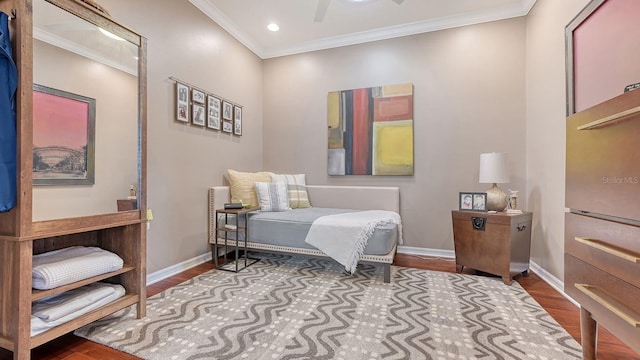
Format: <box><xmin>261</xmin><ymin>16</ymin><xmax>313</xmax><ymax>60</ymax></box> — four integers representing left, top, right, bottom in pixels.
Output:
<box><xmin>398</xmin><ymin>246</ymin><xmax>578</xmax><ymax>307</ymax></box>
<box><xmin>397</xmin><ymin>245</ymin><xmax>455</xmax><ymax>259</ymax></box>
<box><xmin>529</xmin><ymin>261</ymin><xmax>579</xmax><ymax>307</ymax></box>
<box><xmin>147</xmin><ymin>252</ymin><xmax>212</xmax><ymax>285</ymax></box>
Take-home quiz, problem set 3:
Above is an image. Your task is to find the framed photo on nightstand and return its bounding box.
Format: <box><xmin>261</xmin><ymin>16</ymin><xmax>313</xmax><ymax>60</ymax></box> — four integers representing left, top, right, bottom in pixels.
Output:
<box><xmin>459</xmin><ymin>192</ymin><xmax>487</xmax><ymax>212</ymax></box>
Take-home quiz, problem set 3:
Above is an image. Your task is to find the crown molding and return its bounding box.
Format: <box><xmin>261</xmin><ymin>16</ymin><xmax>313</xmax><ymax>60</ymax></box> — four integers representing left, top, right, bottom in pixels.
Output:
<box><xmin>192</xmin><ymin>0</ymin><xmax>537</xmax><ymax>60</ymax></box>
<box><xmin>189</xmin><ymin>0</ymin><xmax>266</xmax><ymax>57</ymax></box>
<box><xmin>33</xmin><ymin>27</ymin><xmax>138</xmax><ymax>76</ymax></box>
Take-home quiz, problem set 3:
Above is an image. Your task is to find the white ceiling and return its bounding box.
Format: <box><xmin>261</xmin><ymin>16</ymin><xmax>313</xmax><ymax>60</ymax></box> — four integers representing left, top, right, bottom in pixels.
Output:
<box><xmin>189</xmin><ymin>0</ymin><xmax>537</xmax><ymax>59</ymax></box>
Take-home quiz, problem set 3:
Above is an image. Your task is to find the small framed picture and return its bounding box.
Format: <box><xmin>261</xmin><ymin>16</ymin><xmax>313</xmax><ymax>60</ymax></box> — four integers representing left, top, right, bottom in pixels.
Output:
<box><xmin>222</xmin><ymin>120</ymin><xmax>233</xmax><ymax>133</ymax></box>
<box><xmin>472</xmin><ymin>193</ymin><xmax>487</xmax><ymax>211</ymax></box>
<box><xmin>233</xmin><ymin>105</ymin><xmax>242</xmax><ymax>136</ymax></box>
<box><xmin>459</xmin><ymin>192</ymin><xmax>487</xmax><ymax>212</ymax></box>
<box><xmin>176</xmin><ymin>82</ymin><xmax>189</xmax><ymax>122</ymax></box>
<box><xmin>192</xmin><ymin>89</ymin><xmax>205</xmax><ymax>104</ymax></box>
<box><xmin>192</xmin><ymin>104</ymin><xmax>205</xmax><ymax>126</ymax></box>
<box><xmin>222</xmin><ymin>101</ymin><xmax>233</xmax><ymax>121</ymax></box>
<box><xmin>207</xmin><ymin>95</ymin><xmax>221</xmax><ymax>130</ymax></box>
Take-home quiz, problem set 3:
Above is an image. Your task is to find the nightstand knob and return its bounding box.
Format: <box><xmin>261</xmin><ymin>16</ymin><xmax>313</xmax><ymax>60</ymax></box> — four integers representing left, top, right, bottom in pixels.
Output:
<box><xmin>517</xmin><ymin>224</ymin><xmax>527</xmax><ymax>232</ymax></box>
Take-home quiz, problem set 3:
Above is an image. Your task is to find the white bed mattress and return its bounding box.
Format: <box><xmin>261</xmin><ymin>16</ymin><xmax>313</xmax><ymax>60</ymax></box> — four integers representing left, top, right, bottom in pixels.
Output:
<box><xmin>32</xmin><ymin>246</ymin><xmax>124</xmax><ymax>290</ymax></box>
<box><xmin>31</xmin><ymin>282</ymin><xmax>125</xmax><ymax>336</ymax></box>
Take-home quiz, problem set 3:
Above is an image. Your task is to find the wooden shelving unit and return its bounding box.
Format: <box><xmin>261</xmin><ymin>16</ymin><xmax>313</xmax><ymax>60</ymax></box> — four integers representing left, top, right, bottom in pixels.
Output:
<box><xmin>0</xmin><ymin>1</ymin><xmax>147</xmax><ymax>359</ymax></box>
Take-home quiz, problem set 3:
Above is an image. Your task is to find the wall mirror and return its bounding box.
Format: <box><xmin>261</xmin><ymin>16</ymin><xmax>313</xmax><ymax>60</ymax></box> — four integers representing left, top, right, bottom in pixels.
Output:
<box><xmin>31</xmin><ymin>0</ymin><xmax>143</xmax><ymax>221</ymax></box>
<box><xmin>565</xmin><ymin>0</ymin><xmax>640</xmax><ymax>115</ymax></box>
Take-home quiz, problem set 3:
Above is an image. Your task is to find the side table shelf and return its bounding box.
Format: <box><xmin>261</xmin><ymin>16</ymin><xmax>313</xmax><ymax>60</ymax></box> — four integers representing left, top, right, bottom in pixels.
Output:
<box><xmin>213</xmin><ymin>207</ymin><xmax>260</xmax><ymax>272</ymax></box>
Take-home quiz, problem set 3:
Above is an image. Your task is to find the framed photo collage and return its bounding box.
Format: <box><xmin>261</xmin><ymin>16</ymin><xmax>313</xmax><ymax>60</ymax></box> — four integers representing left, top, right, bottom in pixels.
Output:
<box><xmin>175</xmin><ymin>81</ymin><xmax>242</xmax><ymax>136</ymax></box>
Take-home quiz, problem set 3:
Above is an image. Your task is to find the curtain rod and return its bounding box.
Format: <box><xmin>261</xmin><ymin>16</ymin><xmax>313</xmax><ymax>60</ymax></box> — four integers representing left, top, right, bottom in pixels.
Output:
<box><xmin>168</xmin><ymin>76</ymin><xmax>238</xmax><ymax>106</ymax></box>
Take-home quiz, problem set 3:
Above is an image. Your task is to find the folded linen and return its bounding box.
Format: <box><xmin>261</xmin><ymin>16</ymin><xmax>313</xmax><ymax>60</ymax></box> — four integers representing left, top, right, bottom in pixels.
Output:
<box><xmin>32</xmin><ymin>282</ymin><xmax>117</xmax><ymax>322</ymax></box>
<box><xmin>305</xmin><ymin>210</ymin><xmax>402</xmax><ymax>274</ymax></box>
<box><xmin>31</xmin><ymin>283</ymin><xmax>125</xmax><ymax>336</ymax></box>
<box><xmin>32</xmin><ymin>246</ymin><xmax>124</xmax><ymax>290</ymax></box>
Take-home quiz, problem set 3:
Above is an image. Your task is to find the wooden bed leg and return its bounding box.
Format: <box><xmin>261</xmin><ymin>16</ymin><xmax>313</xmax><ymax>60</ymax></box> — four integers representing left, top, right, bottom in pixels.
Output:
<box><xmin>383</xmin><ymin>264</ymin><xmax>391</xmax><ymax>283</ymax></box>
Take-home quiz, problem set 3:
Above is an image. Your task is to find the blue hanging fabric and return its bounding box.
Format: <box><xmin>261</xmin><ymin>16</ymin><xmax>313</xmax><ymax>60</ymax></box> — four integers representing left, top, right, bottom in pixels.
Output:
<box><xmin>0</xmin><ymin>11</ymin><xmax>18</xmax><ymax>212</ymax></box>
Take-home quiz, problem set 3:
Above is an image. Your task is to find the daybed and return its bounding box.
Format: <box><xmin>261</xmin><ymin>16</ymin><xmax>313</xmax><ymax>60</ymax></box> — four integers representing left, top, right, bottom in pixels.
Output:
<box><xmin>208</xmin><ymin>184</ymin><xmax>401</xmax><ymax>282</ymax></box>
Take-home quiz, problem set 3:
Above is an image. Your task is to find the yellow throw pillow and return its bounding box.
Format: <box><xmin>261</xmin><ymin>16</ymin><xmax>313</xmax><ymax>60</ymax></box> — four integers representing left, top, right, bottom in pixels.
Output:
<box><xmin>227</xmin><ymin>169</ymin><xmax>271</xmax><ymax>207</ymax></box>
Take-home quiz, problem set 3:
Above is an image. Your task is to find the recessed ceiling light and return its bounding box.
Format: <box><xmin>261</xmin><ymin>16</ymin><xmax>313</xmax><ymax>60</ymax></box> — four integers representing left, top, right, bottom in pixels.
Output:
<box><xmin>267</xmin><ymin>23</ymin><xmax>280</xmax><ymax>32</ymax></box>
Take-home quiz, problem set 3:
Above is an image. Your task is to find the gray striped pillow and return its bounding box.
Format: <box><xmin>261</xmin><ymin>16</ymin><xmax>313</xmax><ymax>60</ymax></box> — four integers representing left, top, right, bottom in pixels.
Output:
<box><xmin>270</xmin><ymin>173</ymin><xmax>311</xmax><ymax>208</ymax></box>
<box><xmin>254</xmin><ymin>182</ymin><xmax>291</xmax><ymax>212</ymax></box>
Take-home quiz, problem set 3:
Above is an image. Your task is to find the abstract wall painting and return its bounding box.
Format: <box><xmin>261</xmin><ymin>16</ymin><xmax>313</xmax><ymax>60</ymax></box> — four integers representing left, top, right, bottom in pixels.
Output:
<box><xmin>327</xmin><ymin>83</ymin><xmax>414</xmax><ymax>176</ymax></box>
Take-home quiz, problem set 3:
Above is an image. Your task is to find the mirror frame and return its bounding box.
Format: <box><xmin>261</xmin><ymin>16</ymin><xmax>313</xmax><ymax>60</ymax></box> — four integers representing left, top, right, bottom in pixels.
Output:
<box><xmin>24</xmin><ymin>0</ymin><xmax>146</xmax><ymax>236</ymax></box>
<box><xmin>564</xmin><ymin>0</ymin><xmax>605</xmax><ymax>116</ymax></box>
<box><xmin>0</xmin><ymin>0</ymin><xmax>146</xmax><ymax>237</ymax></box>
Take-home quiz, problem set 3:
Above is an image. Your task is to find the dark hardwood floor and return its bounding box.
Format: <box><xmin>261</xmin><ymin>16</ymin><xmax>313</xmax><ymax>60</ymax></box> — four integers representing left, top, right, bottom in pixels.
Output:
<box><xmin>2</xmin><ymin>254</ymin><xmax>638</xmax><ymax>359</ymax></box>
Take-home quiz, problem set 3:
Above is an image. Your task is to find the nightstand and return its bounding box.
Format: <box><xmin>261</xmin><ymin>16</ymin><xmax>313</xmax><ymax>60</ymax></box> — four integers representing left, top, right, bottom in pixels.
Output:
<box><xmin>213</xmin><ymin>207</ymin><xmax>260</xmax><ymax>272</ymax></box>
<box><xmin>451</xmin><ymin>210</ymin><xmax>532</xmax><ymax>285</ymax></box>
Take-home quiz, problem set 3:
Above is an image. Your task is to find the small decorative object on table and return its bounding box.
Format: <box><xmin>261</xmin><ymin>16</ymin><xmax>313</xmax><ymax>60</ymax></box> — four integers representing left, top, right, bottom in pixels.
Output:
<box><xmin>224</xmin><ymin>202</ymin><xmax>243</xmax><ymax>210</ymax></box>
<box><xmin>506</xmin><ymin>189</ymin><xmax>522</xmax><ymax>214</ymax></box>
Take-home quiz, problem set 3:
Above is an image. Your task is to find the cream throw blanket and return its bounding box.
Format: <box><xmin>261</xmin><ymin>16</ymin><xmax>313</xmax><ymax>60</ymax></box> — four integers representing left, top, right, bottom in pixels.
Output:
<box><xmin>304</xmin><ymin>210</ymin><xmax>402</xmax><ymax>274</ymax></box>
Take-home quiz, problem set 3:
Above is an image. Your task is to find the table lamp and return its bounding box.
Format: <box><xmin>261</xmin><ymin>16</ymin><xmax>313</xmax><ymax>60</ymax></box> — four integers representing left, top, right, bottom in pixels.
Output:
<box><xmin>479</xmin><ymin>152</ymin><xmax>509</xmax><ymax>211</ymax></box>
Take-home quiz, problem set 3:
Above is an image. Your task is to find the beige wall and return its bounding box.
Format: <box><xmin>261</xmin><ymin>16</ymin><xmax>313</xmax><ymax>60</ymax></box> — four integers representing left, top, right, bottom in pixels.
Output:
<box><xmin>525</xmin><ymin>0</ymin><xmax>590</xmax><ymax>280</ymax></box>
<box><xmin>103</xmin><ymin>0</ymin><xmax>264</xmax><ymax>273</ymax></box>
<box><xmin>49</xmin><ymin>0</ymin><xmax>597</xmax><ymax>281</ymax></box>
<box><xmin>262</xmin><ymin>19</ymin><xmax>527</xmax><ymax>250</ymax></box>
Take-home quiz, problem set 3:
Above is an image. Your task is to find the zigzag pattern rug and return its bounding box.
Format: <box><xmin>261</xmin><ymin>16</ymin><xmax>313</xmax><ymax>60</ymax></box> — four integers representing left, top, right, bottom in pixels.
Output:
<box><xmin>75</xmin><ymin>254</ymin><xmax>582</xmax><ymax>359</ymax></box>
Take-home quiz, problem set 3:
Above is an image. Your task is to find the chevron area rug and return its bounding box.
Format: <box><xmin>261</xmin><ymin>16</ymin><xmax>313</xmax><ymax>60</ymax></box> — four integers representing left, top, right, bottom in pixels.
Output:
<box><xmin>75</xmin><ymin>253</ymin><xmax>582</xmax><ymax>360</ymax></box>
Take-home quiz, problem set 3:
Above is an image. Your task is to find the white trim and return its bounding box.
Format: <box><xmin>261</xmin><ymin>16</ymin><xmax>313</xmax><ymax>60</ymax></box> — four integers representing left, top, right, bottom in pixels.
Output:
<box><xmin>191</xmin><ymin>0</ymin><xmax>537</xmax><ymax>59</ymax></box>
<box><xmin>529</xmin><ymin>261</ymin><xmax>579</xmax><ymax>307</ymax></box>
<box><xmin>147</xmin><ymin>252</ymin><xmax>212</xmax><ymax>285</ymax></box>
<box><xmin>397</xmin><ymin>245</ymin><xmax>454</xmax><ymax>259</ymax></box>
<box><xmin>33</xmin><ymin>28</ymin><xmax>138</xmax><ymax>76</ymax></box>
<box><xmin>188</xmin><ymin>0</ymin><xmax>265</xmax><ymax>58</ymax></box>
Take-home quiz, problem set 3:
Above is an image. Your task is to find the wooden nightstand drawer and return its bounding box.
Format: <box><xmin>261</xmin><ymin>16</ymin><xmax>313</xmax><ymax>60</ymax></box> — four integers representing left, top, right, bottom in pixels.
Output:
<box><xmin>565</xmin><ymin>212</ymin><xmax>640</xmax><ymax>289</ymax></box>
<box><xmin>451</xmin><ymin>210</ymin><xmax>532</xmax><ymax>285</ymax></box>
<box><xmin>565</xmin><ymin>255</ymin><xmax>640</xmax><ymax>353</ymax></box>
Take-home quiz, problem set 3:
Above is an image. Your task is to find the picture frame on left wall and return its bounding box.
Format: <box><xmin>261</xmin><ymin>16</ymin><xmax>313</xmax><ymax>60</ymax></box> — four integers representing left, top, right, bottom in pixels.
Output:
<box><xmin>222</xmin><ymin>120</ymin><xmax>233</xmax><ymax>133</ymax></box>
<box><xmin>233</xmin><ymin>105</ymin><xmax>242</xmax><ymax>136</ymax></box>
<box><xmin>176</xmin><ymin>82</ymin><xmax>189</xmax><ymax>122</ymax></box>
<box><xmin>207</xmin><ymin>95</ymin><xmax>221</xmax><ymax>130</ymax></box>
<box><xmin>192</xmin><ymin>88</ymin><xmax>205</xmax><ymax>104</ymax></box>
<box><xmin>192</xmin><ymin>104</ymin><xmax>205</xmax><ymax>126</ymax></box>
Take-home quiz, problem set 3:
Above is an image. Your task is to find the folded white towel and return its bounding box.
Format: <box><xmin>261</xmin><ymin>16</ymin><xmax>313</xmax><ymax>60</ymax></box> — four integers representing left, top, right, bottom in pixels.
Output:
<box><xmin>32</xmin><ymin>282</ymin><xmax>117</xmax><ymax>322</ymax></box>
<box><xmin>30</xmin><ymin>283</ymin><xmax>126</xmax><ymax>336</ymax></box>
<box><xmin>32</xmin><ymin>246</ymin><xmax>124</xmax><ymax>290</ymax></box>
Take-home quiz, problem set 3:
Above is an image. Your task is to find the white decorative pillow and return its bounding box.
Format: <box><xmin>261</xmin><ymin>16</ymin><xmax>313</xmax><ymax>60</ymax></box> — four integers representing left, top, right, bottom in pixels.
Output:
<box><xmin>270</xmin><ymin>173</ymin><xmax>311</xmax><ymax>208</ymax></box>
<box><xmin>254</xmin><ymin>182</ymin><xmax>291</xmax><ymax>212</ymax></box>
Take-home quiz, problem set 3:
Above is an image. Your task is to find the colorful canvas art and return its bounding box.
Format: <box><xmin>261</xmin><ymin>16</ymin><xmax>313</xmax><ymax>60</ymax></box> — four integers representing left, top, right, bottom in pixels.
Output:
<box><xmin>327</xmin><ymin>83</ymin><xmax>414</xmax><ymax>176</ymax></box>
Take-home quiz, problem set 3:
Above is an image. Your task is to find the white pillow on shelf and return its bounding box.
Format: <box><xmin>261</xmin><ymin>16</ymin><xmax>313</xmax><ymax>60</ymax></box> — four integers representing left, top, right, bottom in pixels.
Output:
<box><xmin>270</xmin><ymin>173</ymin><xmax>311</xmax><ymax>208</ymax></box>
<box><xmin>254</xmin><ymin>181</ymin><xmax>291</xmax><ymax>212</ymax></box>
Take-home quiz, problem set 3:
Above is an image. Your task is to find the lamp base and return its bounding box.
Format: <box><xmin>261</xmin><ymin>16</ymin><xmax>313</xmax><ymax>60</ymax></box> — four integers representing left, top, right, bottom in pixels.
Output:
<box><xmin>485</xmin><ymin>183</ymin><xmax>508</xmax><ymax>212</ymax></box>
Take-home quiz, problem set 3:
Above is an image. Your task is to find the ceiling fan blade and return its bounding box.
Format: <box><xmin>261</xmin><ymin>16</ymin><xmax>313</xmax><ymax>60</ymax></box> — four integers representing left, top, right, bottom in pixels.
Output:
<box><xmin>392</xmin><ymin>0</ymin><xmax>404</xmax><ymax>4</ymax></box>
<box><xmin>314</xmin><ymin>0</ymin><xmax>331</xmax><ymax>22</ymax></box>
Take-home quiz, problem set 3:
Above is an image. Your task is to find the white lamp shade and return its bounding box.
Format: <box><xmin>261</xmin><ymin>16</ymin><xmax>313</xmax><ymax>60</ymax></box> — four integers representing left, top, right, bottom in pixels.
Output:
<box><xmin>479</xmin><ymin>152</ymin><xmax>509</xmax><ymax>184</ymax></box>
